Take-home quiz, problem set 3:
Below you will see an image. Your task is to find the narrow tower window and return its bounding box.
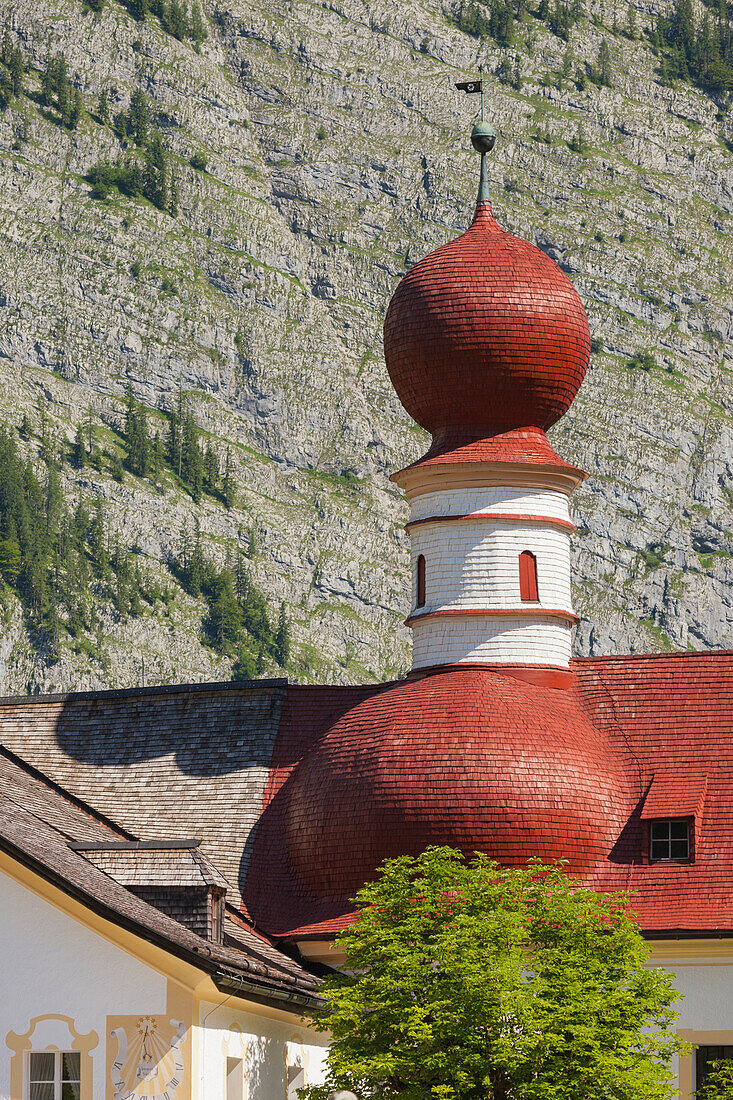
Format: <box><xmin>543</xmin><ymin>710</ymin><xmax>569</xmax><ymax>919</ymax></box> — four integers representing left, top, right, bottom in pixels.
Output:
<box><xmin>416</xmin><ymin>554</ymin><xmax>426</xmax><ymax>608</ymax></box>
<box><xmin>519</xmin><ymin>551</ymin><xmax>538</xmax><ymax>602</ymax></box>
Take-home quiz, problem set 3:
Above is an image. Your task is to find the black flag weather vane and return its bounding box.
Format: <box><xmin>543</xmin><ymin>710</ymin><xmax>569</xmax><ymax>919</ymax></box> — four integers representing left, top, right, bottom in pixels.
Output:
<box><xmin>455</xmin><ymin>65</ymin><xmax>486</xmax><ymax>120</ymax></box>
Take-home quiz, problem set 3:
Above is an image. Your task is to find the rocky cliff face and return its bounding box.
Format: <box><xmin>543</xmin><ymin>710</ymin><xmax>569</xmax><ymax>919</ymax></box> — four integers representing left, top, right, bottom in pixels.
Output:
<box><xmin>0</xmin><ymin>0</ymin><xmax>731</xmax><ymax>692</ymax></box>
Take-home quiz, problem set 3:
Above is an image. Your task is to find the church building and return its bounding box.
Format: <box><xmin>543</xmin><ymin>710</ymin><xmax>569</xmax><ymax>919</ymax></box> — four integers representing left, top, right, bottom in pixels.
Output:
<box><xmin>2</xmin><ymin>124</ymin><xmax>733</xmax><ymax>1100</ymax></box>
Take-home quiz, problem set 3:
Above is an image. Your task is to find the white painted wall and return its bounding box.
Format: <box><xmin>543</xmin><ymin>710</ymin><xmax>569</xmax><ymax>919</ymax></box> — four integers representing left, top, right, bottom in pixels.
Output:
<box><xmin>0</xmin><ymin>872</ymin><xmax>328</xmax><ymax>1100</ymax></box>
<box><xmin>405</xmin><ymin>473</ymin><xmax>576</xmax><ymax>669</ymax></box>
<box><xmin>657</xmin><ymin>959</ymin><xmax>733</xmax><ymax>1032</ymax></box>
<box><xmin>0</xmin><ymin>870</ymin><xmax>166</xmax><ymax>1100</ymax></box>
<box><xmin>410</xmin><ymin>523</ymin><xmax>573</xmax><ymax>612</ymax></box>
<box><xmin>409</xmin><ymin>485</ymin><xmax>571</xmax><ymax>524</ymax></box>
<box><xmin>411</xmin><ymin>614</ymin><xmax>573</xmax><ymax>668</ymax></box>
<box><xmin>196</xmin><ymin>1002</ymin><xmax>328</xmax><ymax>1100</ymax></box>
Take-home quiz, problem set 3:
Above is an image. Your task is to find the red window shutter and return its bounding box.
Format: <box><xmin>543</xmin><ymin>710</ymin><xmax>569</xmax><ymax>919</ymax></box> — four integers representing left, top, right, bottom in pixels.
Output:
<box><xmin>519</xmin><ymin>551</ymin><xmax>538</xmax><ymax>602</ymax></box>
<box><xmin>417</xmin><ymin>555</ymin><xmax>426</xmax><ymax>607</ymax></box>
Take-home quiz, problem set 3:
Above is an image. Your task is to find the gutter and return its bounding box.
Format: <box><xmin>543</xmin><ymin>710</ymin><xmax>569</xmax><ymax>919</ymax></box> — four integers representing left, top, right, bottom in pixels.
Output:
<box><xmin>214</xmin><ymin>969</ymin><xmax>324</xmax><ymax>1011</ymax></box>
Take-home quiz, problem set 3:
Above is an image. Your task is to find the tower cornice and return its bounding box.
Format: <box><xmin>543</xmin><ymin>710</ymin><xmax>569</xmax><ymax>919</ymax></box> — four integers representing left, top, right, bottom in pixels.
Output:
<box><xmin>392</xmin><ymin>460</ymin><xmax>587</xmax><ymax>499</ymax></box>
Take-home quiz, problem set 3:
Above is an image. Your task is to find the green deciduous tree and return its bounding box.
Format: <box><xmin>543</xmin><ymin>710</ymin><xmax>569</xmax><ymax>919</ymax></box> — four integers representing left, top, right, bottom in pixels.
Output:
<box><xmin>302</xmin><ymin>848</ymin><xmax>687</xmax><ymax>1100</ymax></box>
<box><xmin>698</xmin><ymin>1059</ymin><xmax>733</xmax><ymax>1098</ymax></box>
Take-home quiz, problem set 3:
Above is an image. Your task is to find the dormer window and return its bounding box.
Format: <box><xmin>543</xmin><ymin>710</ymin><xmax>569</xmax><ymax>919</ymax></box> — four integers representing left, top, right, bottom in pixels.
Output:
<box><xmin>649</xmin><ymin>819</ymin><xmax>690</xmax><ymax>862</ymax></box>
<box><xmin>519</xmin><ymin>550</ymin><xmax>538</xmax><ymax>602</ymax></box>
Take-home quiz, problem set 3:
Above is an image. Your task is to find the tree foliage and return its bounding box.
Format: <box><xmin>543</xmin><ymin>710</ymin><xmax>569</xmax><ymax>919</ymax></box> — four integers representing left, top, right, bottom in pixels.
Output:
<box><xmin>42</xmin><ymin>54</ymin><xmax>83</xmax><ymax>129</ymax></box>
<box><xmin>698</xmin><ymin>1059</ymin><xmax>733</xmax><ymax>1099</ymax></box>
<box><xmin>302</xmin><ymin>848</ymin><xmax>686</xmax><ymax>1100</ymax></box>
<box><xmin>175</xmin><ymin>531</ymin><xmax>287</xmax><ymax>671</ymax></box>
<box><xmin>659</xmin><ymin>0</ymin><xmax>733</xmax><ymax>90</ymax></box>
<box><xmin>0</xmin><ymin>419</ymin><xmax>160</xmax><ymax>653</ymax></box>
<box><xmin>0</xmin><ymin>30</ymin><xmax>25</xmax><ymax>109</ymax></box>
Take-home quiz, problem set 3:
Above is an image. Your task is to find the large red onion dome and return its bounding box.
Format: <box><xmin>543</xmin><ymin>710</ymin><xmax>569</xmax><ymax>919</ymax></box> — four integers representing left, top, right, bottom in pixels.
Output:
<box><xmin>282</xmin><ymin>668</ymin><xmax>629</xmax><ymax>902</ymax></box>
<box><xmin>383</xmin><ymin>202</ymin><xmax>590</xmax><ymax>436</ymax></box>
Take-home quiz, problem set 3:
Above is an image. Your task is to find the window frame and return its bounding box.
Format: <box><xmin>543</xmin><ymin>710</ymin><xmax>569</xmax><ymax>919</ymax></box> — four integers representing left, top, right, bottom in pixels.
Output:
<box><xmin>648</xmin><ymin>817</ymin><xmax>692</xmax><ymax>863</ymax></box>
<box><xmin>27</xmin><ymin>1051</ymin><xmax>81</xmax><ymax>1100</ymax></box>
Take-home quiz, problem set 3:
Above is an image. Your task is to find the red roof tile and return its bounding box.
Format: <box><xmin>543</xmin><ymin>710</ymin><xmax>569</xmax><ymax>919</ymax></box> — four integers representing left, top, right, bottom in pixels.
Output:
<box><xmin>244</xmin><ymin>653</ymin><xmax>733</xmax><ymax>939</ymax></box>
<box><xmin>383</xmin><ymin>203</ymin><xmax>590</xmax><ymax>437</ymax></box>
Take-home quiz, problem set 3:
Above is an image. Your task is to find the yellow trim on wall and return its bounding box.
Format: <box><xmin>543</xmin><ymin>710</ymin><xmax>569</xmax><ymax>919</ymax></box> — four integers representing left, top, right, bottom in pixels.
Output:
<box><xmin>5</xmin><ymin>1014</ymin><xmax>98</xmax><ymax>1100</ymax></box>
<box><xmin>650</xmin><ymin>940</ymin><xmax>733</xmax><ymax>965</ymax></box>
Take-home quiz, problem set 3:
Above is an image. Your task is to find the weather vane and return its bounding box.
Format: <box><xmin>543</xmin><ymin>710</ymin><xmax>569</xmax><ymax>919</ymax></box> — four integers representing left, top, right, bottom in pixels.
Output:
<box><xmin>455</xmin><ymin>65</ymin><xmax>496</xmax><ymax>203</ymax></box>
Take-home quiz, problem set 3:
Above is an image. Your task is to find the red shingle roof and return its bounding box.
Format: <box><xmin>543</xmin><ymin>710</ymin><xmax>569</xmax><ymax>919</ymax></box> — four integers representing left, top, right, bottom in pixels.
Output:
<box><xmin>244</xmin><ymin>653</ymin><xmax>733</xmax><ymax>939</ymax></box>
<box><xmin>383</xmin><ymin>203</ymin><xmax>590</xmax><ymax>437</ymax></box>
<box><xmin>4</xmin><ymin>656</ymin><xmax>733</xmax><ymax>942</ymax></box>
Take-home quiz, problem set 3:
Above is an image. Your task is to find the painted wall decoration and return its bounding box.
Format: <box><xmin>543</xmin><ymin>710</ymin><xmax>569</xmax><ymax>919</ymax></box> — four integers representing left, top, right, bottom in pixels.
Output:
<box><xmin>108</xmin><ymin>1016</ymin><xmax>185</xmax><ymax>1100</ymax></box>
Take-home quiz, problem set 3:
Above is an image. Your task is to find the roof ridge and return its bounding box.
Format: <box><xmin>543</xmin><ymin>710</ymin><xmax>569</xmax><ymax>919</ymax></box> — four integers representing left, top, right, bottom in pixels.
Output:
<box><xmin>0</xmin><ymin>677</ymin><xmax>289</xmax><ymax>707</ymax></box>
<box><xmin>572</xmin><ymin>649</ymin><xmax>733</xmax><ymax>664</ymax></box>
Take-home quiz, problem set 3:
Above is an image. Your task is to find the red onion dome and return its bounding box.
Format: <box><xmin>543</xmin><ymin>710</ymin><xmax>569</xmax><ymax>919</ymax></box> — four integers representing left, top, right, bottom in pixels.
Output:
<box><xmin>383</xmin><ymin>203</ymin><xmax>590</xmax><ymax>435</ymax></box>
<box><xmin>282</xmin><ymin>668</ymin><xmax>628</xmax><ymax>901</ymax></box>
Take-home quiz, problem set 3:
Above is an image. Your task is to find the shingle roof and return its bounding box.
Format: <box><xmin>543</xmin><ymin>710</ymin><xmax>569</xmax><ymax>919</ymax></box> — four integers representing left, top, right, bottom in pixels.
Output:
<box><xmin>0</xmin><ymin>679</ymin><xmax>286</xmax><ymax>908</ymax></box>
<box><xmin>77</xmin><ymin>845</ymin><xmax>231</xmax><ymax>890</ymax></box>
<box><xmin>0</xmin><ymin>743</ymin><xmax>321</xmax><ymax>1007</ymax></box>
<box><xmin>574</xmin><ymin>651</ymin><xmax>733</xmax><ymax>933</ymax></box>
<box><xmin>5</xmin><ymin>656</ymin><xmax>733</xmax><ymax>942</ymax></box>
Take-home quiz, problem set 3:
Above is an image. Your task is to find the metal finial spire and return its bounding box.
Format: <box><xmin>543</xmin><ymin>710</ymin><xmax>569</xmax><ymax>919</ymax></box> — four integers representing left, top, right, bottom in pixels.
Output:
<box><xmin>455</xmin><ymin>65</ymin><xmax>496</xmax><ymax>207</ymax></box>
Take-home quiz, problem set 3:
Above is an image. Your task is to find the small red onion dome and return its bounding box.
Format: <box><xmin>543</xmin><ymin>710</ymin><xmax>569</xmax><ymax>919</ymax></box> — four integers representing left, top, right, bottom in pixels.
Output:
<box><xmin>282</xmin><ymin>668</ymin><xmax>628</xmax><ymax>902</ymax></box>
<box><xmin>383</xmin><ymin>202</ymin><xmax>591</xmax><ymax>436</ymax></box>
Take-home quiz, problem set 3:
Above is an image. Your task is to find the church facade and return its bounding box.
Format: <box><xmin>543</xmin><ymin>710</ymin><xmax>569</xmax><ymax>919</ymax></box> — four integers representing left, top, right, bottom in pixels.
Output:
<box><xmin>2</xmin><ymin>138</ymin><xmax>733</xmax><ymax>1100</ymax></box>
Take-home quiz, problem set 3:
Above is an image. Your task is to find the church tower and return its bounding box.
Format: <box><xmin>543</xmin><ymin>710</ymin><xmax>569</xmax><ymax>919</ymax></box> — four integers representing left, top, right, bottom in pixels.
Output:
<box><xmin>272</xmin><ymin>122</ymin><xmax>628</xmax><ymax>920</ymax></box>
<box><xmin>384</xmin><ymin>128</ymin><xmax>590</xmax><ymax>684</ymax></box>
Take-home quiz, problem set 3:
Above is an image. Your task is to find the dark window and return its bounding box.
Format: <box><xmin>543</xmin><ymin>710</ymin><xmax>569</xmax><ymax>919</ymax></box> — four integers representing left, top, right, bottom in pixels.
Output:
<box><xmin>29</xmin><ymin>1053</ymin><xmax>80</xmax><ymax>1100</ymax></box>
<box><xmin>696</xmin><ymin>1046</ymin><xmax>733</xmax><ymax>1093</ymax></box>
<box><xmin>649</xmin><ymin>819</ymin><xmax>690</xmax><ymax>861</ymax></box>
<box><xmin>519</xmin><ymin>550</ymin><xmax>538</xmax><ymax>602</ymax></box>
<box><xmin>416</xmin><ymin>554</ymin><xmax>426</xmax><ymax>608</ymax></box>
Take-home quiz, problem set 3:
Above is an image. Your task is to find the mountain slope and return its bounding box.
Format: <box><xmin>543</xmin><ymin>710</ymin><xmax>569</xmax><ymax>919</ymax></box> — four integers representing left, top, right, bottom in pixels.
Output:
<box><xmin>0</xmin><ymin>0</ymin><xmax>731</xmax><ymax>691</ymax></box>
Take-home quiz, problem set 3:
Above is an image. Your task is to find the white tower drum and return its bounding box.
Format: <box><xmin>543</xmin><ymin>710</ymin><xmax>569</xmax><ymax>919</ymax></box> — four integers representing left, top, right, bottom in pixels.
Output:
<box><xmin>393</xmin><ymin>457</ymin><xmax>585</xmax><ymax>672</ymax></box>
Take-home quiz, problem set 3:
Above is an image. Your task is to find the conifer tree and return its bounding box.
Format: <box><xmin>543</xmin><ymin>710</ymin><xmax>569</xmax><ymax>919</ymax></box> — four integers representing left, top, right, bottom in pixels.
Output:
<box><xmin>128</xmin><ymin>88</ymin><xmax>149</xmax><ymax>145</ymax></box>
<box><xmin>84</xmin><ymin>405</ymin><xmax>95</xmax><ymax>456</ymax></box>
<box><xmin>222</xmin><ymin>448</ymin><xmax>236</xmax><ymax>509</ymax></box>
<box><xmin>123</xmin><ymin>385</ymin><xmax>151</xmax><ymax>478</ymax></box>
<box><xmin>598</xmin><ymin>37</ymin><xmax>614</xmax><ymax>84</ymax></box>
<box><xmin>204</xmin><ymin>442</ymin><xmax>219</xmax><ymax>493</ymax></box>
<box><xmin>190</xmin><ymin>2</ymin><xmax>206</xmax><ymax>43</ymax></box>
<box><xmin>96</xmin><ymin>88</ymin><xmax>110</xmax><ymax>124</ymax></box>
<box><xmin>66</xmin><ymin>86</ymin><xmax>83</xmax><ymax>130</ymax></box>
<box><xmin>8</xmin><ymin>45</ymin><xmax>24</xmax><ymax>98</ymax></box>
<box><xmin>73</xmin><ymin>424</ymin><xmax>87</xmax><ymax>468</ymax></box>
<box><xmin>40</xmin><ymin>56</ymin><xmax>56</xmax><ymax>107</ymax></box>
<box><xmin>275</xmin><ymin>602</ymin><xmax>290</xmax><ymax>667</ymax></box>
<box><xmin>55</xmin><ymin>55</ymin><xmax>69</xmax><ymax>118</ymax></box>
<box><xmin>143</xmin><ymin>131</ymin><xmax>168</xmax><ymax>210</ymax></box>
<box><xmin>626</xmin><ymin>2</ymin><xmax>637</xmax><ymax>38</ymax></box>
